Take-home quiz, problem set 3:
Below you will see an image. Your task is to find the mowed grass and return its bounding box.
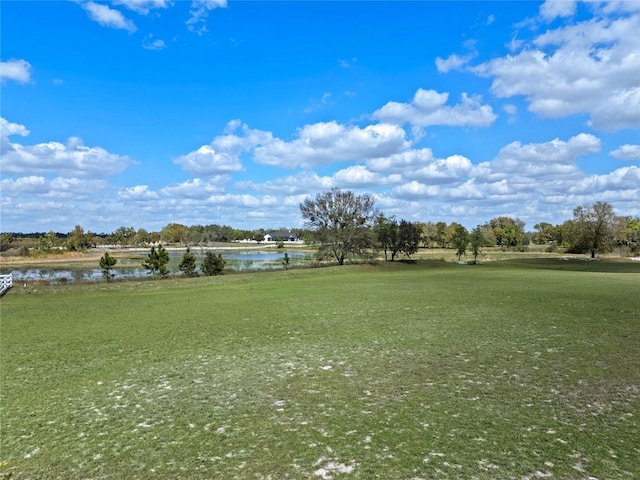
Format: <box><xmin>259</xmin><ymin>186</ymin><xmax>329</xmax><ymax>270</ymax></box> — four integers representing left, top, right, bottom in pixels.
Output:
<box><xmin>1</xmin><ymin>259</ymin><xmax>639</xmax><ymax>479</ymax></box>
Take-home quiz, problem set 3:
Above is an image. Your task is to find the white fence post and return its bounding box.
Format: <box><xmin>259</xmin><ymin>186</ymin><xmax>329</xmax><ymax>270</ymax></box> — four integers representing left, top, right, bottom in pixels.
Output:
<box><xmin>0</xmin><ymin>273</ymin><xmax>13</xmax><ymax>296</ymax></box>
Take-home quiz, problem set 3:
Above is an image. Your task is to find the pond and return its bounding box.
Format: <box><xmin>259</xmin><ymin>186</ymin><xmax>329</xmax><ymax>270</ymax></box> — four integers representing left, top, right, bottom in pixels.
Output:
<box><xmin>2</xmin><ymin>250</ymin><xmax>317</xmax><ymax>285</ymax></box>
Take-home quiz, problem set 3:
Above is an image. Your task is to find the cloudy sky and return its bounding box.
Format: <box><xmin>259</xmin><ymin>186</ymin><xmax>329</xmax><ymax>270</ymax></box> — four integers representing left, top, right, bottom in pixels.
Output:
<box><xmin>1</xmin><ymin>0</ymin><xmax>639</xmax><ymax>234</ymax></box>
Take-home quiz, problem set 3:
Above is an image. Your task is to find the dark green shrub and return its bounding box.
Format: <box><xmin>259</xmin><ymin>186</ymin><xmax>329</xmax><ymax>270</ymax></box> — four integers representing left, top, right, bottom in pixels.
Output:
<box><xmin>202</xmin><ymin>251</ymin><xmax>225</xmax><ymax>276</ymax></box>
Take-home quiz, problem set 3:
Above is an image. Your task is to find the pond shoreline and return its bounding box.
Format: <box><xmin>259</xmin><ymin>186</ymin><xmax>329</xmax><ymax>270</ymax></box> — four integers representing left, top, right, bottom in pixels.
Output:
<box><xmin>0</xmin><ymin>246</ymin><xmax>317</xmax><ymax>285</ymax></box>
<box><xmin>0</xmin><ymin>243</ymin><xmax>312</xmax><ymax>267</ymax></box>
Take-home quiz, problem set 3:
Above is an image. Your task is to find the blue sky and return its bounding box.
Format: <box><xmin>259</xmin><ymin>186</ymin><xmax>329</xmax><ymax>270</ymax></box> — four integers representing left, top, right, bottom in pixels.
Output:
<box><xmin>1</xmin><ymin>0</ymin><xmax>639</xmax><ymax>234</ymax></box>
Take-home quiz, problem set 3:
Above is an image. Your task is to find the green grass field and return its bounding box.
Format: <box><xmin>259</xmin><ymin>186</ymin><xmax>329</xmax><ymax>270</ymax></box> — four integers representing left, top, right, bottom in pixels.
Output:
<box><xmin>1</xmin><ymin>259</ymin><xmax>639</xmax><ymax>479</ymax></box>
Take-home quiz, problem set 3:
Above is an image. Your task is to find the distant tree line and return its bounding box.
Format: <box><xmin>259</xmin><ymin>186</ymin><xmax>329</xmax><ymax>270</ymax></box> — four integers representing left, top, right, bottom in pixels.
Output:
<box><xmin>0</xmin><ymin>224</ymin><xmax>310</xmax><ymax>255</ymax></box>
<box><xmin>1</xmin><ymin>193</ymin><xmax>637</xmax><ymax>264</ymax></box>
<box><xmin>299</xmin><ymin>190</ymin><xmax>637</xmax><ymax>264</ymax></box>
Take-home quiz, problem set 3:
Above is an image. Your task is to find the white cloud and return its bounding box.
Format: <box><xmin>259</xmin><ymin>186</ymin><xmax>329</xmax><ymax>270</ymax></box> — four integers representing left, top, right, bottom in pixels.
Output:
<box><xmin>567</xmin><ymin>166</ymin><xmax>640</xmax><ymax>195</ymax></box>
<box><xmin>610</xmin><ymin>144</ymin><xmax>640</xmax><ymax>161</ymax></box>
<box><xmin>304</xmin><ymin>92</ymin><xmax>332</xmax><ymax>113</ymax></box>
<box><xmin>0</xmin><ymin>176</ymin><xmax>48</xmax><ymax>194</ymax></box>
<box><xmin>473</xmin><ymin>12</ymin><xmax>640</xmax><ymax>131</ymax></box>
<box><xmin>142</xmin><ymin>34</ymin><xmax>167</xmax><ymax>51</ymax></box>
<box><xmin>332</xmin><ymin>165</ymin><xmax>393</xmax><ymax>188</ymax></box>
<box><xmin>447</xmin><ymin>179</ymin><xmax>485</xmax><ymax>200</ymax></box>
<box><xmin>82</xmin><ymin>1</ymin><xmax>137</xmax><ymax>32</ymax></box>
<box><xmin>236</xmin><ymin>166</ymin><xmax>399</xmax><ymax>195</ymax></box>
<box><xmin>11</xmin><ymin>201</ymin><xmax>65</xmax><ymax>214</ymax></box>
<box><xmin>503</xmin><ymin>104</ymin><xmax>517</xmax><ymax>115</ymax></box>
<box><xmin>175</xmin><ymin>120</ymin><xmax>274</xmax><ymax>175</ymax></box>
<box><xmin>187</xmin><ymin>0</ymin><xmax>227</xmax><ymax>35</ymax></box>
<box><xmin>1</xmin><ymin>117</ymin><xmax>30</xmax><ymax>139</ymax></box>
<box><xmin>373</xmin><ymin>89</ymin><xmax>497</xmax><ymax>128</ymax></box>
<box><xmin>367</xmin><ymin>149</ymin><xmax>473</xmax><ymax>186</ymax></box>
<box><xmin>118</xmin><ymin>185</ymin><xmax>159</xmax><ymax>201</ymax></box>
<box><xmin>598</xmin><ymin>1</ymin><xmax>640</xmax><ymax>15</ymax></box>
<box><xmin>113</xmin><ymin>0</ymin><xmax>171</xmax><ymax>15</ymax></box>
<box><xmin>368</xmin><ymin>132</ymin><xmax>630</xmax><ymax>224</ymax></box>
<box><xmin>160</xmin><ymin>177</ymin><xmax>227</xmax><ymax>198</ymax></box>
<box><xmin>503</xmin><ymin>103</ymin><xmax>517</xmax><ymax>123</ymax></box>
<box><xmin>366</xmin><ymin>148</ymin><xmax>436</xmax><ymax>173</ymax></box>
<box><xmin>173</xmin><ymin>145</ymin><xmax>244</xmax><ymax>176</ymax></box>
<box><xmin>506</xmin><ymin>36</ymin><xmax>524</xmax><ymax>52</ymax></box>
<box><xmin>4</xmin><ymin>128</ymin><xmax>639</xmax><ymax>232</ymax></box>
<box><xmin>199</xmin><ymin>193</ymin><xmax>278</xmax><ymax>209</ymax></box>
<box><xmin>1</xmin><ymin>176</ymin><xmax>107</xmax><ymax>199</ymax></box>
<box><xmin>236</xmin><ymin>171</ymin><xmax>332</xmax><ymax>195</ymax></box>
<box><xmin>410</xmin><ymin>154</ymin><xmax>473</xmax><ymax>184</ymax></box>
<box><xmin>1</xmin><ymin>118</ymin><xmax>134</xmax><ymax>178</ymax></box>
<box><xmin>435</xmin><ymin>54</ymin><xmax>474</xmax><ymax>73</ymax></box>
<box><xmin>471</xmin><ymin>134</ymin><xmax>602</xmax><ymax>187</ymax></box>
<box><xmin>494</xmin><ymin>133</ymin><xmax>601</xmax><ymax>168</ymax></box>
<box><xmin>392</xmin><ymin>181</ymin><xmax>439</xmax><ymax>199</ymax></box>
<box><xmin>338</xmin><ymin>57</ymin><xmax>358</xmax><ymax>68</ymax></box>
<box><xmin>254</xmin><ymin>122</ymin><xmax>410</xmax><ymax>168</ymax></box>
<box><xmin>539</xmin><ymin>0</ymin><xmax>577</xmax><ymax>21</ymax></box>
<box><xmin>216</xmin><ymin>119</ymin><xmax>273</xmax><ymax>149</ymax></box>
<box><xmin>588</xmin><ymin>88</ymin><xmax>640</xmax><ymax>131</ymax></box>
<box><xmin>46</xmin><ymin>178</ymin><xmax>109</xmax><ymax>198</ymax></box>
<box><xmin>0</xmin><ymin>59</ymin><xmax>32</xmax><ymax>84</ymax></box>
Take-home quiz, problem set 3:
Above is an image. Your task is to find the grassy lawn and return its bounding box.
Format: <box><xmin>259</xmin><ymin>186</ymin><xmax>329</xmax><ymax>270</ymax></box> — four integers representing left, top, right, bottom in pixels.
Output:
<box><xmin>1</xmin><ymin>259</ymin><xmax>639</xmax><ymax>479</ymax></box>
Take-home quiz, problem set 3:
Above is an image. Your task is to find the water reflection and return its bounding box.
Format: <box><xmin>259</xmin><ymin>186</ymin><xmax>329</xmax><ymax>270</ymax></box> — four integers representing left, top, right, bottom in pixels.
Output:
<box><xmin>3</xmin><ymin>250</ymin><xmax>315</xmax><ymax>284</ymax></box>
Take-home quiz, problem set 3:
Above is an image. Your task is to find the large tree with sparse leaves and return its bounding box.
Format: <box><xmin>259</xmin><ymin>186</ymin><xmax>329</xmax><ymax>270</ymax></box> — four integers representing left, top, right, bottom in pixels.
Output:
<box><xmin>300</xmin><ymin>189</ymin><xmax>377</xmax><ymax>265</ymax></box>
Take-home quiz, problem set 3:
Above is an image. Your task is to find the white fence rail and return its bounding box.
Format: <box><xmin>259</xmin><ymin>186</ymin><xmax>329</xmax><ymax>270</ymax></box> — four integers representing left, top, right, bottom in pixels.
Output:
<box><xmin>0</xmin><ymin>273</ymin><xmax>13</xmax><ymax>296</ymax></box>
